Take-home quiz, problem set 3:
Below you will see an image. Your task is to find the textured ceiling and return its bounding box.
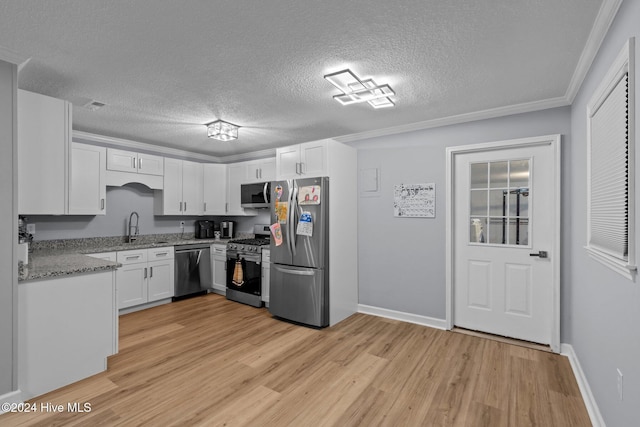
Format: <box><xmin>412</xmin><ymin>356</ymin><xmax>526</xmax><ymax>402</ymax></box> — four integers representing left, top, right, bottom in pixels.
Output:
<box><xmin>0</xmin><ymin>0</ymin><xmax>605</xmax><ymax>157</ymax></box>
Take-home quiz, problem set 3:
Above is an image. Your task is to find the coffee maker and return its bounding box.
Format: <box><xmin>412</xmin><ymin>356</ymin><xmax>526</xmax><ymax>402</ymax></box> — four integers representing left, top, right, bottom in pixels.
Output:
<box><xmin>220</xmin><ymin>221</ymin><xmax>235</xmax><ymax>239</ymax></box>
<box><xmin>195</xmin><ymin>220</ymin><xmax>214</xmax><ymax>239</ymax></box>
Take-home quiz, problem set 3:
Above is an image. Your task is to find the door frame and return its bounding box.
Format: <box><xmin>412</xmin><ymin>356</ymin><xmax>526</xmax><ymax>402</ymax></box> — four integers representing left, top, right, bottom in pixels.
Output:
<box><xmin>445</xmin><ymin>134</ymin><xmax>561</xmax><ymax>352</ymax></box>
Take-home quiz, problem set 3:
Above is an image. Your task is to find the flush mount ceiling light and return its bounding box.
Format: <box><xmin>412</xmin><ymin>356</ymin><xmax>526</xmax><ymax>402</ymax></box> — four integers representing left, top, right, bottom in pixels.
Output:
<box><xmin>207</xmin><ymin>120</ymin><xmax>239</xmax><ymax>141</ymax></box>
<box><xmin>324</xmin><ymin>69</ymin><xmax>395</xmax><ymax>108</ymax></box>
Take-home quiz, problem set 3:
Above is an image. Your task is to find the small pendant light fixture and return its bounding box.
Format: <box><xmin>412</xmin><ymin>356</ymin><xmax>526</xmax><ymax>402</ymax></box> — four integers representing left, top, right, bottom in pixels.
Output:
<box><xmin>207</xmin><ymin>120</ymin><xmax>240</xmax><ymax>141</ymax></box>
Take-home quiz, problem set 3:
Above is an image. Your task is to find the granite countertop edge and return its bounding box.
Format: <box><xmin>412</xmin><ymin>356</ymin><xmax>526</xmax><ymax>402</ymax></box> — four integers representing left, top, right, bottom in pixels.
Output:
<box><xmin>19</xmin><ymin>234</ymin><xmax>241</xmax><ymax>283</ymax></box>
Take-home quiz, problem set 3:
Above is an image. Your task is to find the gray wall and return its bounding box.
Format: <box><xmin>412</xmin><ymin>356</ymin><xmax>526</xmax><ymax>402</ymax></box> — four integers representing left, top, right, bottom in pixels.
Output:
<box><xmin>29</xmin><ymin>183</ymin><xmax>270</xmax><ymax>241</ymax></box>
<box><xmin>353</xmin><ymin>106</ymin><xmax>570</xmax><ymax>319</ymax></box>
<box><xmin>0</xmin><ymin>60</ymin><xmax>17</xmax><ymax>396</ymax></box>
<box><xmin>566</xmin><ymin>0</ymin><xmax>640</xmax><ymax>425</ymax></box>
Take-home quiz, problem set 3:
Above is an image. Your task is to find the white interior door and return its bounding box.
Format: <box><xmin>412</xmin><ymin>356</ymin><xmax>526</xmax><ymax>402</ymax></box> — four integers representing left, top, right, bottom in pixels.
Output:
<box><xmin>449</xmin><ymin>136</ymin><xmax>560</xmax><ymax>350</ymax></box>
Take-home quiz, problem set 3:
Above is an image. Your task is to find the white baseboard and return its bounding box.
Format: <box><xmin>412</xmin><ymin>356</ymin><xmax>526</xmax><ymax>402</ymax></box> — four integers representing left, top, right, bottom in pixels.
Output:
<box><xmin>0</xmin><ymin>390</ymin><xmax>23</xmax><ymax>414</ymax></box>
<box><xmin>561</xmin><ymin>343</ymin><xmax>605</xmax><ymax>427</ymax></box>
<box><xmin>357</xmin><ymin>304</ymin><xmax>447</xmax><ymax>330</ymax></box>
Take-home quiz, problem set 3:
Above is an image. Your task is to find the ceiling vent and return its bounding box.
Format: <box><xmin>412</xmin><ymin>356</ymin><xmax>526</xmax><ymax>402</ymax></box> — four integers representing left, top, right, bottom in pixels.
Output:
<box><xmin>83</xmin><ymin>100</ymin><xmax>106</xmax><ymax>111</ymax></box>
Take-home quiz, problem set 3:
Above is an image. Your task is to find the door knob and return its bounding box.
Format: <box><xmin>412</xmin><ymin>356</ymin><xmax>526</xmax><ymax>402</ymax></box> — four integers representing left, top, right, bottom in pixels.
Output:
<box><xmin>530</xmin><ymin>251</ymin><xmax>548</xmax><ymax>258</ymax></box>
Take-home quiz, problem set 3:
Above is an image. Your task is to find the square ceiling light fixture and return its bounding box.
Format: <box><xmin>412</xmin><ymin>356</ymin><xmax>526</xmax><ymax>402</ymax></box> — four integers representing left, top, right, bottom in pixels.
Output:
<box><xmin>207</xmin><ymin>120</ymin><xmax>239</xmax><ymax>141</ymax></box>
<box><xmin>324</xmin><ymin>69</ymin><xmax>395</xmax><ymax>108</ymax></box>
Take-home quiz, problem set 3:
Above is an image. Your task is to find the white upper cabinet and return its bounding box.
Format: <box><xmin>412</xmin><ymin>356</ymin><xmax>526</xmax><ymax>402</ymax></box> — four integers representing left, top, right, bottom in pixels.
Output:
<box><xmin>106</xmin><ymin>148</ymin><xmax>163</xmax><ymax>176</ymax></box>
<box><xmin>69</xmin><ymin>143</ymin><xmax>107</xmax><ymax>215</ymax></box>
<box><xmin>18</xmin><ymin>90</ymin><xmax>71</xmax><ymax>215</ymax></box>
<box><xmin>155</xmin><ymin>158</ymin><xmax>203</xmax><ymax>215</ymax></box>
<box><xmin>245</xmin><ymin>158</ymin><xmax>276</xmax><ymax>183</ymax></box>
<box><xmin>226</xmin><ymin>162</ymin><xmax>256</xmax><ymax>216</ymax></box>
<box><xmin>276</xmin><ymin>140</ymin><xmax>327</xmax><ymax>179</ymax></box>
<box><xmin>181</xmin><ymin>160</ymin><xmax>204</xmax><ymax>216</ymax></box>
<box><xmin>203</xmin><ymin>164</ymin><xmax>227</xmax><ymax>215</ymax></box>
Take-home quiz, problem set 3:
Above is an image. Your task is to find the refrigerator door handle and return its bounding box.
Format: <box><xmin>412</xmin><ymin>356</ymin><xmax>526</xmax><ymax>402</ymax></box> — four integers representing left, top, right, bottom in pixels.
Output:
<box><xmin>289</xmin><ymin>181</ymin><xmax>298</xmax><ymax>256</ymax></box>
<box><xmin>274</xmin><ymin>265</ymin><xmax>315</xmax><ymax>276</ymax></box>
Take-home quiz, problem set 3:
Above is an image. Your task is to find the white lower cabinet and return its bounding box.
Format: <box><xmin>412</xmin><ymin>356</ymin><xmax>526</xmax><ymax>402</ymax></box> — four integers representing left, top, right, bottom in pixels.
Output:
<box><xmin>211</xmin><ymin>243</ymin><xmax>227</xmax><ymax>294</ymax></box>
<box><xmin>19</xmin><ymin>270</ymin><xmax>117</xmax><ymax>400</ymax></box>
<box><xmin>116</xmin><ymin>247</ymin><xmax>174</xmax><ymax>310</ymax></box>
<box><xmin>262</xmin><ymin>249</ymin><xmax>270</xmax><ymax>306</ymax></box>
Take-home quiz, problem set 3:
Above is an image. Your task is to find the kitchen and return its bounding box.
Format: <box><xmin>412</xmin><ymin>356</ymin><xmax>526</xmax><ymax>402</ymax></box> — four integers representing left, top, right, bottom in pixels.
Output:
<box><xmin>1</xmin><ymin>1</ymin><xmax>639</xmax><ymax>426</ymax></box>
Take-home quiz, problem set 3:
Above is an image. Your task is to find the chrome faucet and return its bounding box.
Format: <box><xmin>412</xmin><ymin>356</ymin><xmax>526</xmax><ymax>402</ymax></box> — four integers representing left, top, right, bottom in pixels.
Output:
<box><xmin>128</xmin><ymin>211</ymin><xmax>140</xmax><ymax>243</ymax></box>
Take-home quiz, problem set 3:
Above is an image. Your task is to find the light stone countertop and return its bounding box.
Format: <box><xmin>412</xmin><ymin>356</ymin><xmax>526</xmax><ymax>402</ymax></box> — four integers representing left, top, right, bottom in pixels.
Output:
<box><xmin>19</xmin><ymin>233</ymin><xmax>241</xmax><ymax>282</ymax></box>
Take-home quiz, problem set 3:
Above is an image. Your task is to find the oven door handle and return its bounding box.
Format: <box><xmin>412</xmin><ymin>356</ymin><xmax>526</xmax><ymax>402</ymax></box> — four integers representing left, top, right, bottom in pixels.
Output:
<box><xmin>227</xmin><ymin>253</ymin><xmax>261</xmax><ymax>264</ymax></box>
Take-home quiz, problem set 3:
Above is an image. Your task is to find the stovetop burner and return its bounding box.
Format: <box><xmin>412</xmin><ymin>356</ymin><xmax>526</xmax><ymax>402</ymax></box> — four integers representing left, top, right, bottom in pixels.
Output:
<box><xmin>228</xmin><ymin>238</ymin><xmax>270</xmax><ymax>246</ymax></box>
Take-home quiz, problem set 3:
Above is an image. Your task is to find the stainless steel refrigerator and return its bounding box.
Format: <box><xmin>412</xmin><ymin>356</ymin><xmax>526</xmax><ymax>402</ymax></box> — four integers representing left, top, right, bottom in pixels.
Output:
<box><xmin>269</xmin><ymin>176</ymin><xmax>329</xmax><ymax>327</ymax></box>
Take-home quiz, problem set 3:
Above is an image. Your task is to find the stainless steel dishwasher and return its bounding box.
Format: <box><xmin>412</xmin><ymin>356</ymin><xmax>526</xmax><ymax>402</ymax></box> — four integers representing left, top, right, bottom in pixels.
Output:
<box><xmin>174</xmin><ymin>243</ymin><xmax>212</xmax><ymax>300</ymax></box>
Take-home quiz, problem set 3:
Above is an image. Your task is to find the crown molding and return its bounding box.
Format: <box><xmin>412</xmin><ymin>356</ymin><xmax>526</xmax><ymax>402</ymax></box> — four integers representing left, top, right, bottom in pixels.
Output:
<box><xmin>0</xmin><ymin>45</ymin><xmax>29</xmax><ymax>67</ymax></box>
<box><xmin>565</xmin><ymin>0</ymin><xmax>624</xmax><ymax>103</ymax></box>
<box><xmin>335</xmin><ymin>96</ymin><xmax>569</xmax><ymax>144</ymax></box>
<box><xmin>72</xmin><ymin>130</ymin><xmax>222</xmax><ymax>163</ymax></box>
<box><xmin>219</xmin><ymin>148</ymin><xmax>277</xmax><ymax>163</ymax></box>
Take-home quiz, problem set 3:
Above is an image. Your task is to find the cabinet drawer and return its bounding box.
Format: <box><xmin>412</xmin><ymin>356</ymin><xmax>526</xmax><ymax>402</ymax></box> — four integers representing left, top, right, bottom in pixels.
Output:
<box><xmin>148</xmin><ymin>246</ymin><xmax>175</xmax><ymax>260</ymax></box>
<box><xmin>117</xmin><ymin>249</ymin><xmax>148</xmax><ymax>264</ymax></box>
<box><xmin>212</xmin><ymin>244</ymin><xmax>227</xmax><ymax>255</ymax></box>
<box><xmin>262</xmin><ymin>249</ymin><xmax>270</xmax><ymax>263</ymax></box>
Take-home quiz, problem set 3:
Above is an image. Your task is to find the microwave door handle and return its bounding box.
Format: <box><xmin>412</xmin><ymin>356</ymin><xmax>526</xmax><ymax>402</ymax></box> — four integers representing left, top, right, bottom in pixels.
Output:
<box><xmin>263</xmin><ymin>182</ymin><xmax>269</xmax><ymax>205</ymax></box>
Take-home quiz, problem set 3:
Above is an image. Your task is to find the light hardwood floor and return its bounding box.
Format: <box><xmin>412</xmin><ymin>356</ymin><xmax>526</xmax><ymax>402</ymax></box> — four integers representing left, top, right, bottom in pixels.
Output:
<box><xmin>1</xmin><ymin>293</ymin><xmax>591</xmax><ymax>426</ymax></box>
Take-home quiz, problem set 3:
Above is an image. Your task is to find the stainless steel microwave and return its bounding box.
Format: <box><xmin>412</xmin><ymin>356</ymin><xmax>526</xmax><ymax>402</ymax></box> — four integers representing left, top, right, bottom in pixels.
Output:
<box><xmin>240</xmin><ymin>182</ymin><xmax>270</xmax><ymax>208</ymax></box>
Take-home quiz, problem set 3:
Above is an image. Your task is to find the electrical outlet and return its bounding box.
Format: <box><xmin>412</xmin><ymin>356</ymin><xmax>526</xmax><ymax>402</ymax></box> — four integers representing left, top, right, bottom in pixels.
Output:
<box><xmin>617</xmin><ymin>369</ymin><xmax>624</xmax><ymax>401</ymax></box>
<box><xmin>26</xmin><ymin>224</ymin><xmax>36</xmax><ymax>235</ymax></box>
<box><xmin>179</xmin><ymin>221</ymin><xmax>185</xmax><ymax>229</ymax></box>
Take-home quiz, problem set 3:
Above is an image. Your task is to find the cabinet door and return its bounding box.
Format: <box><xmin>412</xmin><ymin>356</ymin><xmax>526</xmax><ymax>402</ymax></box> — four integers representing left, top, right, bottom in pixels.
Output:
<box><xmin>203</xmin><ymin>164</ymin><xmax>227</xmax><ymax>215</ymax></box>
<box><xmin>18</xmin><ymin>90</ymin><xmax>70</xmax><ymax>215</ymax></box>
<box><xmin>116</xmin><ymin>263</ymin><xmax>148</xmax><ymax>309</ymax></box>
<box><xmin>245</xmin><ymin>160</ymin><xmax>262</xmax><ymax>183</ymax></box>
<box><xmin>226</xmin><ymin>163</ymin><xmax>247</xmax><ymax>215</ymax></box>
<box><xmin>213</xmin><ymin>255</ymin><xmax>227</xmax><ymax>292</ymax></box>
<box><xmin>162</xmin><ymin>158</ymin><xmax>183</xmax><ymax>215</ymax></box>
<box><xmin>182</xmin><ymin>161</ymin><xmax>204</xmax><ymax>215</ymax></box>
<box><xmin>106</xmin><ymin>148</ymin><xmax>137</xmax><ymax>173</ymax></box>
<box><xmin>137</xmin><ymin>153</ymin><xmax>164</xmax><ymax>176</ymax></box>
<box><xmin>148</xmin><ymin>259</ymin><xmax>174</xmax><ymax>302</ymax></box>
<box><xmin>69</xmin><ymin>143</ymin><xmax>106</xmax><ymax>215</ymax></box>
<box><xmin>300</xmin><ymin>141</ymin><xmax>327</xmax><ymax>178</ymax></box>
<box><xmin>259</xmin><ymin>158</ymin><xmax>276</xmax><ymax>181</ymax></box>
<box><xmin>276</xmin><ymin>145</ymin><xmax>301</xmax><ymax>179</ymax></box>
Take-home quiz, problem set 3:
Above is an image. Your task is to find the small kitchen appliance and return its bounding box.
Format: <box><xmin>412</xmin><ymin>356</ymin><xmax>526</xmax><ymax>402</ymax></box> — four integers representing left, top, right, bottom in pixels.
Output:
<box><xmin>195</xmin><ymin>220</ymin><xmax>214</xmax><ymax>239</ymax></box>
<box><xmin>220</xmin><ymin>221</ymin><xmax>235</xmax><ymax>239</ymax></box>
<box><xmin>240</xmin><ymin>182</ymin><xmax>271</xmax><ymax>209</ymax></box>
<box><xmin>225</xmin><ymin>225</ymin><xmax>270</xmax><ymax>307</ymax></box>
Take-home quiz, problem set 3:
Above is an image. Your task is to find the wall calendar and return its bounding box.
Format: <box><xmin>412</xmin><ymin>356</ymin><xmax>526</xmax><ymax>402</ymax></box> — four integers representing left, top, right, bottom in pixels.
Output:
<box><xmin>393</xmin><ymin>183</ymin><xmax>435</xmax><ymax>218</ymax></box>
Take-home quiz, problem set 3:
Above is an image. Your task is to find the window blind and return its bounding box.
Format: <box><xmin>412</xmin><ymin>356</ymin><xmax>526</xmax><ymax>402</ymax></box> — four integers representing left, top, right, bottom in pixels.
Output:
<box><xmin>589</xmin><ymin>73</ymin><xmax>629</xmax><ymax>260</ymax></box>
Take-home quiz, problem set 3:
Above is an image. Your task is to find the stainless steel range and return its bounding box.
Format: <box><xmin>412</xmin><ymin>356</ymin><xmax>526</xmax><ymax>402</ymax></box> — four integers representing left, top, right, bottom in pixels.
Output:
<box><xmin>225</xmin><ymin>225</ymin><xmax>270</xmax><ymax>307</ymax></box>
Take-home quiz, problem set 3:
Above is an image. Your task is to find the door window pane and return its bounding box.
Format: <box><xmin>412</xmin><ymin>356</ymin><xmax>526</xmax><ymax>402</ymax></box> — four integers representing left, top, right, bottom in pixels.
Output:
<box><xmin>489</xmin><ymin>162</ymin><xmax>508</xmax><ymax>188</ymax></box>
<box><xmin>470</xmin><ymin>218</ymin><xmax>487</xmax><ymax>243</ymax></box>
<box><xmin>469</xmin><ymin>159</ymin><xmax>530</xmax><ymax>245</ymax></box>
<box><xmin>471</xmin><ymin>163</ymin><xmax>488</xmax><ymax>189</ymax></box>
<box><xmin>470</xmin><ymin>190</ymin><xmax>488</xmax><ymax>216</ymax></box>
